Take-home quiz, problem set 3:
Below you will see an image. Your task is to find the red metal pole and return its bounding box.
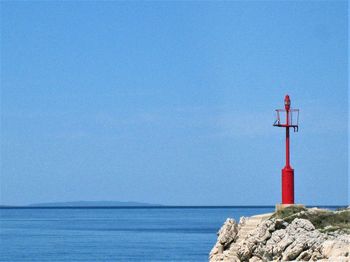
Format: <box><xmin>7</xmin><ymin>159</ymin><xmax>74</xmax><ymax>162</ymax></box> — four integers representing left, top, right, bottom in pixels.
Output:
<box><xmin>286</xmin><ymin>110</ymin><xmax>290</xmax><ymax>168</ymax></box>
<box><xmin>282</xmin><ymin>95</ymin><xmax>294</xmax><ymax>204</ymax></box>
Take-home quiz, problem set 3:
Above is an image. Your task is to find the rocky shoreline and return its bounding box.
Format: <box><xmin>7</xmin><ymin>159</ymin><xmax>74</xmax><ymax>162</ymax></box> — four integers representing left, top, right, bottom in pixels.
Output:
<box><xmin>209</xmin><ymin>207</ymin><xmax>350</xmax><ymax>261</ymax></box>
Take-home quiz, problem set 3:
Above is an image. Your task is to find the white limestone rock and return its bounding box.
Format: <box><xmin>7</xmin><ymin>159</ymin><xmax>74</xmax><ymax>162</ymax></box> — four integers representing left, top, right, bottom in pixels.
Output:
<box><xmin>321</xmin><ymin>239</ymin><xmax>350</xmax><ymax>258</ymax></box>
<box><xmin>209</xmin><ymin>218</ymin><xmax>238</xmax><ymax>260</ymax></box>
<box><xmin>209</xmin><ymin>209</ymin><xmax>350</xmax><ymax>262</ymax></box>
<box><xmin>218</xmin><ymin>218</ymin><xmax>239</xmax><ymax>247</ymax></box>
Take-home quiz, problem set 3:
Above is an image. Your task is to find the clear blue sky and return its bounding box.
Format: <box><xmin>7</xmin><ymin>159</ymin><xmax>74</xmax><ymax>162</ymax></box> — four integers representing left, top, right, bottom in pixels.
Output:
<box><xmin>1</xmin><ymin>1</ymin><xmax>348</xmax><ymax>206</ymax></box>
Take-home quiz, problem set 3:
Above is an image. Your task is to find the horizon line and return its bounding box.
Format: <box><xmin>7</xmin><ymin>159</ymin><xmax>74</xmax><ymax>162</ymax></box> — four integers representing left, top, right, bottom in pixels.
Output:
<box><xmin>0</xmin><ymin>204</ymin><xmax>347</xmax><ymax>209</ymax></box>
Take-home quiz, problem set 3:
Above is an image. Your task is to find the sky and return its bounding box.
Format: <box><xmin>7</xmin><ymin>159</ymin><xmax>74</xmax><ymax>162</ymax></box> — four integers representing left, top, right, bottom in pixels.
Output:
<box><xmin>1</xmin><ymin>1</ymin><xmax>348</xmax><ymax>206</ymax></box>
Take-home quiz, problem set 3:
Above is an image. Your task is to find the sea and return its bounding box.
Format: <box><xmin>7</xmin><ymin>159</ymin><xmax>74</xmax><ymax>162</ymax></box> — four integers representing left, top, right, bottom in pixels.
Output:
<box><xmin>0</xmin><ymin>206</ymin><xmax>322</xmax><ymax>261</ymax></box>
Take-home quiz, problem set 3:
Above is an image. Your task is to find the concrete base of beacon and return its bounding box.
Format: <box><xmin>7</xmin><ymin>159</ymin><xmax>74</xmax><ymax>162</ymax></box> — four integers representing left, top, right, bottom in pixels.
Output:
<box><xmin>275</xmin><ymin>204</ymin><xmax>305</xmax><ymax>212</ymax></box>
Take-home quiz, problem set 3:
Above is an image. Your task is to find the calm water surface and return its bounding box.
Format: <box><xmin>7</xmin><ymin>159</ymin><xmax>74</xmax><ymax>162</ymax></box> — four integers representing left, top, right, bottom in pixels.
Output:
<box><xmin>0</xmin><ymin>207</ymin><xmax>275</xmax><ymax>261</ymax></box>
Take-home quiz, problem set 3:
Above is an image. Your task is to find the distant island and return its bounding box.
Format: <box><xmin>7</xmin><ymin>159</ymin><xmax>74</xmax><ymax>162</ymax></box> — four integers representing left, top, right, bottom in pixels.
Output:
<box><xmin>1</xmin><ymin>201</ymin><xmax>161</xmax><ymax>207</ymax></box>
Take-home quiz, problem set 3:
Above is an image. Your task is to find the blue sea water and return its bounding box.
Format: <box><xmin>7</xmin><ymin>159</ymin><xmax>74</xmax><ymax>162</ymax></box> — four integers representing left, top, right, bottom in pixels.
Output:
<box><xmin>0</xmin><ymin>207</ymin><xmax>275</xmax><ymax>261</ymax></box>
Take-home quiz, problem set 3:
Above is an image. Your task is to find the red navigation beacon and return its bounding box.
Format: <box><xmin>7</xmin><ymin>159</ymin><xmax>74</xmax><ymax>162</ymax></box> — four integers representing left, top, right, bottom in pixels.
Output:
<box><xmin>273</xmin><ymin>95</ymin><xmax>299</xmax><ymax>204</ymax></box>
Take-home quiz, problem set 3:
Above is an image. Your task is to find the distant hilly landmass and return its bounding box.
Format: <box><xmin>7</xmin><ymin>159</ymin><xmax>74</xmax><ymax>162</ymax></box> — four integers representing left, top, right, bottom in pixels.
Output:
<box><xmin>27</xmin><ymin>201</ymin><xmax>161</xmax><ymax>207</ymax></box>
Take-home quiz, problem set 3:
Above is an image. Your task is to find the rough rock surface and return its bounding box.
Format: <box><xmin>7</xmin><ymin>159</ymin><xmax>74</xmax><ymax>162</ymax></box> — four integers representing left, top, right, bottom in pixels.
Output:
<box><xmin>209</xmin><ymin>208</ymin><xmax>350</xmax><ymax>261</ymax></box>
